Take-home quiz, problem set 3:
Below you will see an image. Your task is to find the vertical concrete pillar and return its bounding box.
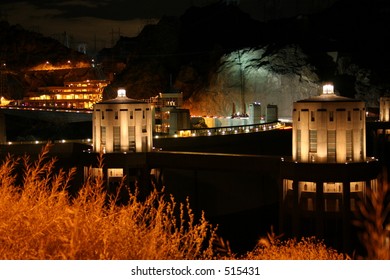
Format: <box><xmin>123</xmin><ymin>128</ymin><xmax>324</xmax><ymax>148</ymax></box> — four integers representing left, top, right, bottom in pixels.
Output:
<box><xmin>315</xmin><ymin>181</ymin><xmax>324</xmax><ymax>238</ymax></box>
<box><xmin>0</xmin><ymin>110</ymin><xmax>6</xmax><ymax>143</ymax></box>
<box><xmin>342</xmin><ymin>181</ymin><xmax>351</xmax><ymax>253</ymax></box>
<box><xmin>278</xmin><ymin>177</ymin><xmax>285</xmax><ymax>236</ymax></box>
<box><xmin>292</xmin><ymin>180</ymin><xmax>300</xmax><ymax>237</ymax></box>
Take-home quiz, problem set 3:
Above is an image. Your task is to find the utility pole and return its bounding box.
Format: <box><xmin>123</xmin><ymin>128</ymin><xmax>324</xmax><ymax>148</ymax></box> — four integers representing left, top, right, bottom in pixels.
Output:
<box><xmin>237</xmin><ymin>50</ymin><xmax>246</xmax><ymax>116</ymax></box>
<box><xmin>0</xmin><ymin>61</ymin><xmax>8</xmax><ymax>98</ymax></box>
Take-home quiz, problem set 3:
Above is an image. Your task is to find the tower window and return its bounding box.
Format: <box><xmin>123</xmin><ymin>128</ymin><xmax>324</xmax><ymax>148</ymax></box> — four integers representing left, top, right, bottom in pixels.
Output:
<box><xmin>311</xmin><ymin>111</ymin><xmax>315</xmax><ymax>122</ymax></box>
<box><xmin>360</xmin><ymin>129</ymin><xmax>364</xmax><ymax>160</ymax></box>
<box><xmin>327</xmin><ymin>130</ymin><xmax>336</xmax><ymax>163</ymax></box>
<box><xmin>128</xmin><ymin>126</ymin><xmax>135</xmax><ymax>151</ymax></box>
<box><xmin>309</xmin><ymin>130</ymin><xmax>317</xmax><ymax>153</ymax></box>
<box><xmin>101</xmin><ymin>126</ymin><xmax>106</xmax><ymax>146</ymax></box>
<box><xmin>130</xmin><ymin>111</ymin><xmax>133</xmax><ymax>119</ymax></box>
<box><xmin>347</xmin><ymin>111</ymin><xmax>351</xmax><ymax>121</ymax></box>
<box><xmin>329</xmin><ymin>111</ymin><xmax>334</xmax><ymax>122</ymax></box>
<box><xmin>113</xmin><ymin>126</ymin><xmax>120</xmax><ymax>152</ymax></box>
<box><xmin>346</xmin><ymin>130</ymin><xmax>353</xmax><ymax>161</ymax></box>
<box><xmin>114</xmin><ymin>111</ymin><xmax>118</xmax><ymax>120</ymax></box>
<box><xmin>296</xmin><ymin>129</ymin><xmax>301</xmax><ymax>161</ymax></box>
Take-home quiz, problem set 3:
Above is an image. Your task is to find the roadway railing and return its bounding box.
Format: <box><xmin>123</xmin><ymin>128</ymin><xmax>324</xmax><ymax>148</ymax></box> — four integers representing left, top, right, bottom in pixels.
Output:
<box><xmin>155</xmin><ymin>121</ymin><xmax>289</xmax><ymax>138</ymax></box>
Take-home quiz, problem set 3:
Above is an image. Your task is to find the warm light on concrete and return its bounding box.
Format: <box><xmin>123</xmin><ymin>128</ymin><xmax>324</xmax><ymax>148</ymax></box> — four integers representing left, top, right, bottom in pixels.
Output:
<box><xmin>292</xmin><ymin>86</ymin><xmax>366</xmax><ymax>163</ymax></box>
<box><xmin>92</xmin><ymin>89</ymin><xmax>153</xmax><ymax>153</ymax></box>
<box><xmin>379</xmin><ymin>96</ymin><xmax>390</xmax><ymax>122</ymax></box>
<box><xmin>117</xmin><ymin>89</ymin><xmax>126</xmax><ymax>98</ymax></box>
<box><xmin>280</xmin><ymin>83</ymin><xmax>380</xmax><ymax>250</ymax></box>
<box><xmin>12</xmin><ymin>80</ymin><xmax>110</xmax><ymax>110</ymax></box>
<box><xmin>322</xmin><ymin>84</ymin><xmax>334</xmax><ymax>95</ymax></box>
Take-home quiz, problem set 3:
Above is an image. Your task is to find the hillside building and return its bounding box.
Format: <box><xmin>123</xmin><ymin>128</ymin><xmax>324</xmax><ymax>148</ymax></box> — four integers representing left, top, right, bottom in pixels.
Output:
<box><xmin>150</xmin><ymin>90</ymin><xmax>190</xmax><ymax>135</ymax></box>
<box><xmin>12</xmin><ymin>79</ymin><xmax>110</xmax><ymax>110</ymax></box>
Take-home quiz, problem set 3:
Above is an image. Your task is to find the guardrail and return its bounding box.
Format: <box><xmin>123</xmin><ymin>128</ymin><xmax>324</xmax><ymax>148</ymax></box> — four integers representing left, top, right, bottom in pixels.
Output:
<box><xmin>155</xmin><ymin>121</ymin><xmax>290</xmax><ymax>138</ymax></box>
<box><xmin>1</xmin><ymin>139</ymin><xmax>93</xmax><ymax>146</ymax></box>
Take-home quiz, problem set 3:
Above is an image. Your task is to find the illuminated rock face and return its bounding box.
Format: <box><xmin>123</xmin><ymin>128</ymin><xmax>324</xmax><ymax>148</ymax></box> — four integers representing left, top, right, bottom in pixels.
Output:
<box><xmin>184</xmin><ymin>46</ymin><xmax>320</xmax><ymax>118</ymax></box>
<box><xmin>92</xmin><ymin>90</ymin><xmax>153</xmax><ymax>153</ymax></box>
<box><xmin>292</xmin><ymin>85</ymin><xmax>366</xmax><ymax>163</ymax></box>
<box><xmin>379</xmin><ymin>97</ymin><xmax>390</xmax><ymax>122</ymax></box>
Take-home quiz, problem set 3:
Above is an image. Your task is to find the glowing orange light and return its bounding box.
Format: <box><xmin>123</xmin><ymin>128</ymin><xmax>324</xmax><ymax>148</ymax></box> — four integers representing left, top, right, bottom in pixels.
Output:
<box><xmin>322</xmin><ymin>84</ymin><xmax>334</xmax><ymax>94</ymax></box>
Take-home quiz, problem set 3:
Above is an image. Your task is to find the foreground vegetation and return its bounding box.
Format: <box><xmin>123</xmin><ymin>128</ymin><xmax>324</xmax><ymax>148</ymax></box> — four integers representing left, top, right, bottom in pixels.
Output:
<box><xmin>0</xmin><ymin>145</ymin><xmax>380</xmax><ymax>260</ymax></box>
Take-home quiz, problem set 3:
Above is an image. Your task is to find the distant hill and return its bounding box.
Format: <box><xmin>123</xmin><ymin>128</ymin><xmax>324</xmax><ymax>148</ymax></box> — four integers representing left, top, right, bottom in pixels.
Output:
<box><xmin>2</xmin><ymin>0</ymin><xmax>390</xmax><ymax>117</ymax></box>
<box><xmin>97</xmin><ymin>0</ymin><xmax>390</xmax><ymax>116</ymax></box>
<box><xmin>0</xmin><ymin>21</ymin><xmax>95</xmax><ymax>99</ymax></box>
<box><xmin>0</xmin><ymin>21</ymin><xmax>88</xmax><ymax>70</ymax></box>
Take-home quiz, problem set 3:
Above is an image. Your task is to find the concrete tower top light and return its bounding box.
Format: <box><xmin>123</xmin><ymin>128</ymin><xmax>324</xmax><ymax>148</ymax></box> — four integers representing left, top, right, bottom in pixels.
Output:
<box><xmin>117</xmin><ymin>88</ymin><xmax>126</xmax><ymax>98</ymax></box>
<box><xmin>322</xmin><ymin>84</ymin><xmax>334</xmax><ymax>95</ymax></box>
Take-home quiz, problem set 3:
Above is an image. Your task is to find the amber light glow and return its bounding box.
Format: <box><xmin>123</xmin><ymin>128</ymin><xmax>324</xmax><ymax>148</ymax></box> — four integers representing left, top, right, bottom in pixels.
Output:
<box><xmin>0</xmin><ymin>145</ymin><xmax>348</xmax><ymax>260</ymax></box>
<box><xmin>322</xmin><ymin>84</ymin><xmax>334</xmax><ymax>94</ymax></box>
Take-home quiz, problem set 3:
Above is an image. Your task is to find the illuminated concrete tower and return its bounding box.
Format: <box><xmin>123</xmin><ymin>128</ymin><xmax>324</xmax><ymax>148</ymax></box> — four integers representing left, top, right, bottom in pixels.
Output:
<box><xmin>280</xmin><ymin>83</ymin><xmax>380</xmax><ymax>252</ymax></box>
<box><xmin>92</xmin><ymin>89</ymin><xmax>153</xmax><ymax>153</ymax></box>
<box><xmin>380</xmin><ymin>96</ymin><xmax>390</xmax><ymax>122</ymax></box>
<box><xmin>248</xmin><ymin>102</ymin><xmax>261</xmax><ymax>124</ymax></box>
<box><xmin>292</xmin><ymin>84</ymin><xmax>366</xmax><ymax>163</ymax></box>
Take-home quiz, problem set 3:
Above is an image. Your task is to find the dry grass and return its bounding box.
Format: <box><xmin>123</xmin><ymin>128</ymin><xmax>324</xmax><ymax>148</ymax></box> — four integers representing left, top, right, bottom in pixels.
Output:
<box><xmin>242</xmin><ymin>228</ymin><xmax>348</xmax><ymax>260</ymax></box>
<box><xmin>0</xmin><ymin>144</ymin><xmax>349</xmax><ymax>260</ymax></box>
<box><xmin>354</xmin><ymin>170</ymin><xmax>390</xmax><ymax>260</ymax></box>
<box><xmin>0</xmin><ymin>144</ymin><xmax>217</xmax><ymax>260</ymax></box>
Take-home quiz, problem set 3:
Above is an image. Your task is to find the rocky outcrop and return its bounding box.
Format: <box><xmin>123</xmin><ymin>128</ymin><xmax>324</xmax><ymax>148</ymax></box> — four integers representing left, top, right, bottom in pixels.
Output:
<box><xmin>185</xmin><ymin>46</ymin><xmax>320</xmax><ymax>118</ymax></box>
<box><xmin>3</xmin><ymin>0</ymin><xmax>390</xmax><ymax>118</ymax></box>
<box><xmin>102</xmin><ymin>0</ymin><xmax>390</xmax><ymax>118</ymax></box>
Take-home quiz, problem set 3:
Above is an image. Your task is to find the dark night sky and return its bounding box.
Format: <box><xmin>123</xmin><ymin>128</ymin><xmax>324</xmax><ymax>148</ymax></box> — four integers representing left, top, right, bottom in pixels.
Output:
<box><xmin>0</xmin><ymin>0</ymin><xmax>338</xmax><ymax>51</ymax></box>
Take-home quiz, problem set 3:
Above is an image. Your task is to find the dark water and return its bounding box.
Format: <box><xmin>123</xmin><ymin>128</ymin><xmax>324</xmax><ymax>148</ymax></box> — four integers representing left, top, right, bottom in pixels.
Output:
<box><xmin>3</xmin><ymin>114</ymin><xmax>383</xmax><ymax>257</ymax></box>
<box><xmin>5</xmin><ymin>114</ymin><xmax>92</xmax><ymax>141</ymax></box>
<box><xmin>209</xmin><ymin>204</ymin><xmax>279</xmax><ymax>255</ymax></box>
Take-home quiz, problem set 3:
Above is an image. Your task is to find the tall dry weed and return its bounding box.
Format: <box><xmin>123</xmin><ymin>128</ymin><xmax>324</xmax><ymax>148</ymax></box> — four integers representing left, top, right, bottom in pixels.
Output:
<box><xmin>0</xmin><ymin>144</ymin><xmax>218</xmax><ymax>259</ymax></box>
<box><xmin>354</xmin><ymin>170</ymin><xmax>390</xmax><ymax>259</ymax></box>
<box><xmin>0</xmin><ymin>144</ymin><xmax>349</xmax><ymax>260</ymax></box>
<box><xmin>242</xmin><ymin>228</ymin><xmax>347</xmax><ymax>260</ymax></box>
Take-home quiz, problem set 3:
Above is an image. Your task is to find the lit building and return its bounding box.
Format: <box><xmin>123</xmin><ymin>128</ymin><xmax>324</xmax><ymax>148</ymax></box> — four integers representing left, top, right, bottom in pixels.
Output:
<box><xmin>92</xmin><ymin>89</ymin><xmax>153</xmax><ymax>153</ymax></box>
<box><xmin>248</xmin><ymin>102</ymin><xmax>261</xmax><ymax>124</ymax></box>
<box><xmin>379</xmin><ymin>96</ymin><xmax>390</xmax><ymax>122</ymax></box>
<box><xmin>266</xmin><ymin>104</ymin><xmax>278</xmax><ymax>123</ymax></box>
<box><xmin>373</xmin><ymin>96</ymin><xmax>390</xmax><ymax>160</ymax></box>
<box><xmin>168</xmin><ymin>108</ymin><xmax>191</xmax><ymax>135</ymax></box>
<box><xmin>246</xmin><ymin>103</ymin><xmax>278</xmax><ymax>125</ymax></box>
<box><xmin>280</xmin><ymin>83</ymin><xmax>380</xmax><ymax>251</ymax></box>
<box><xmin>14</xmin><ymin>80</ymin><xmax>110</xmax><ymax>110</ymax></box>
<box><xmin>292</xmin><ymin>83</ymin><xmax>366</xmax><ymax>163</ymax></box>
<box><xmin>150</xmin><ymin>90</ymin><xmax>190</xmax><ymax>135</ymax></box>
